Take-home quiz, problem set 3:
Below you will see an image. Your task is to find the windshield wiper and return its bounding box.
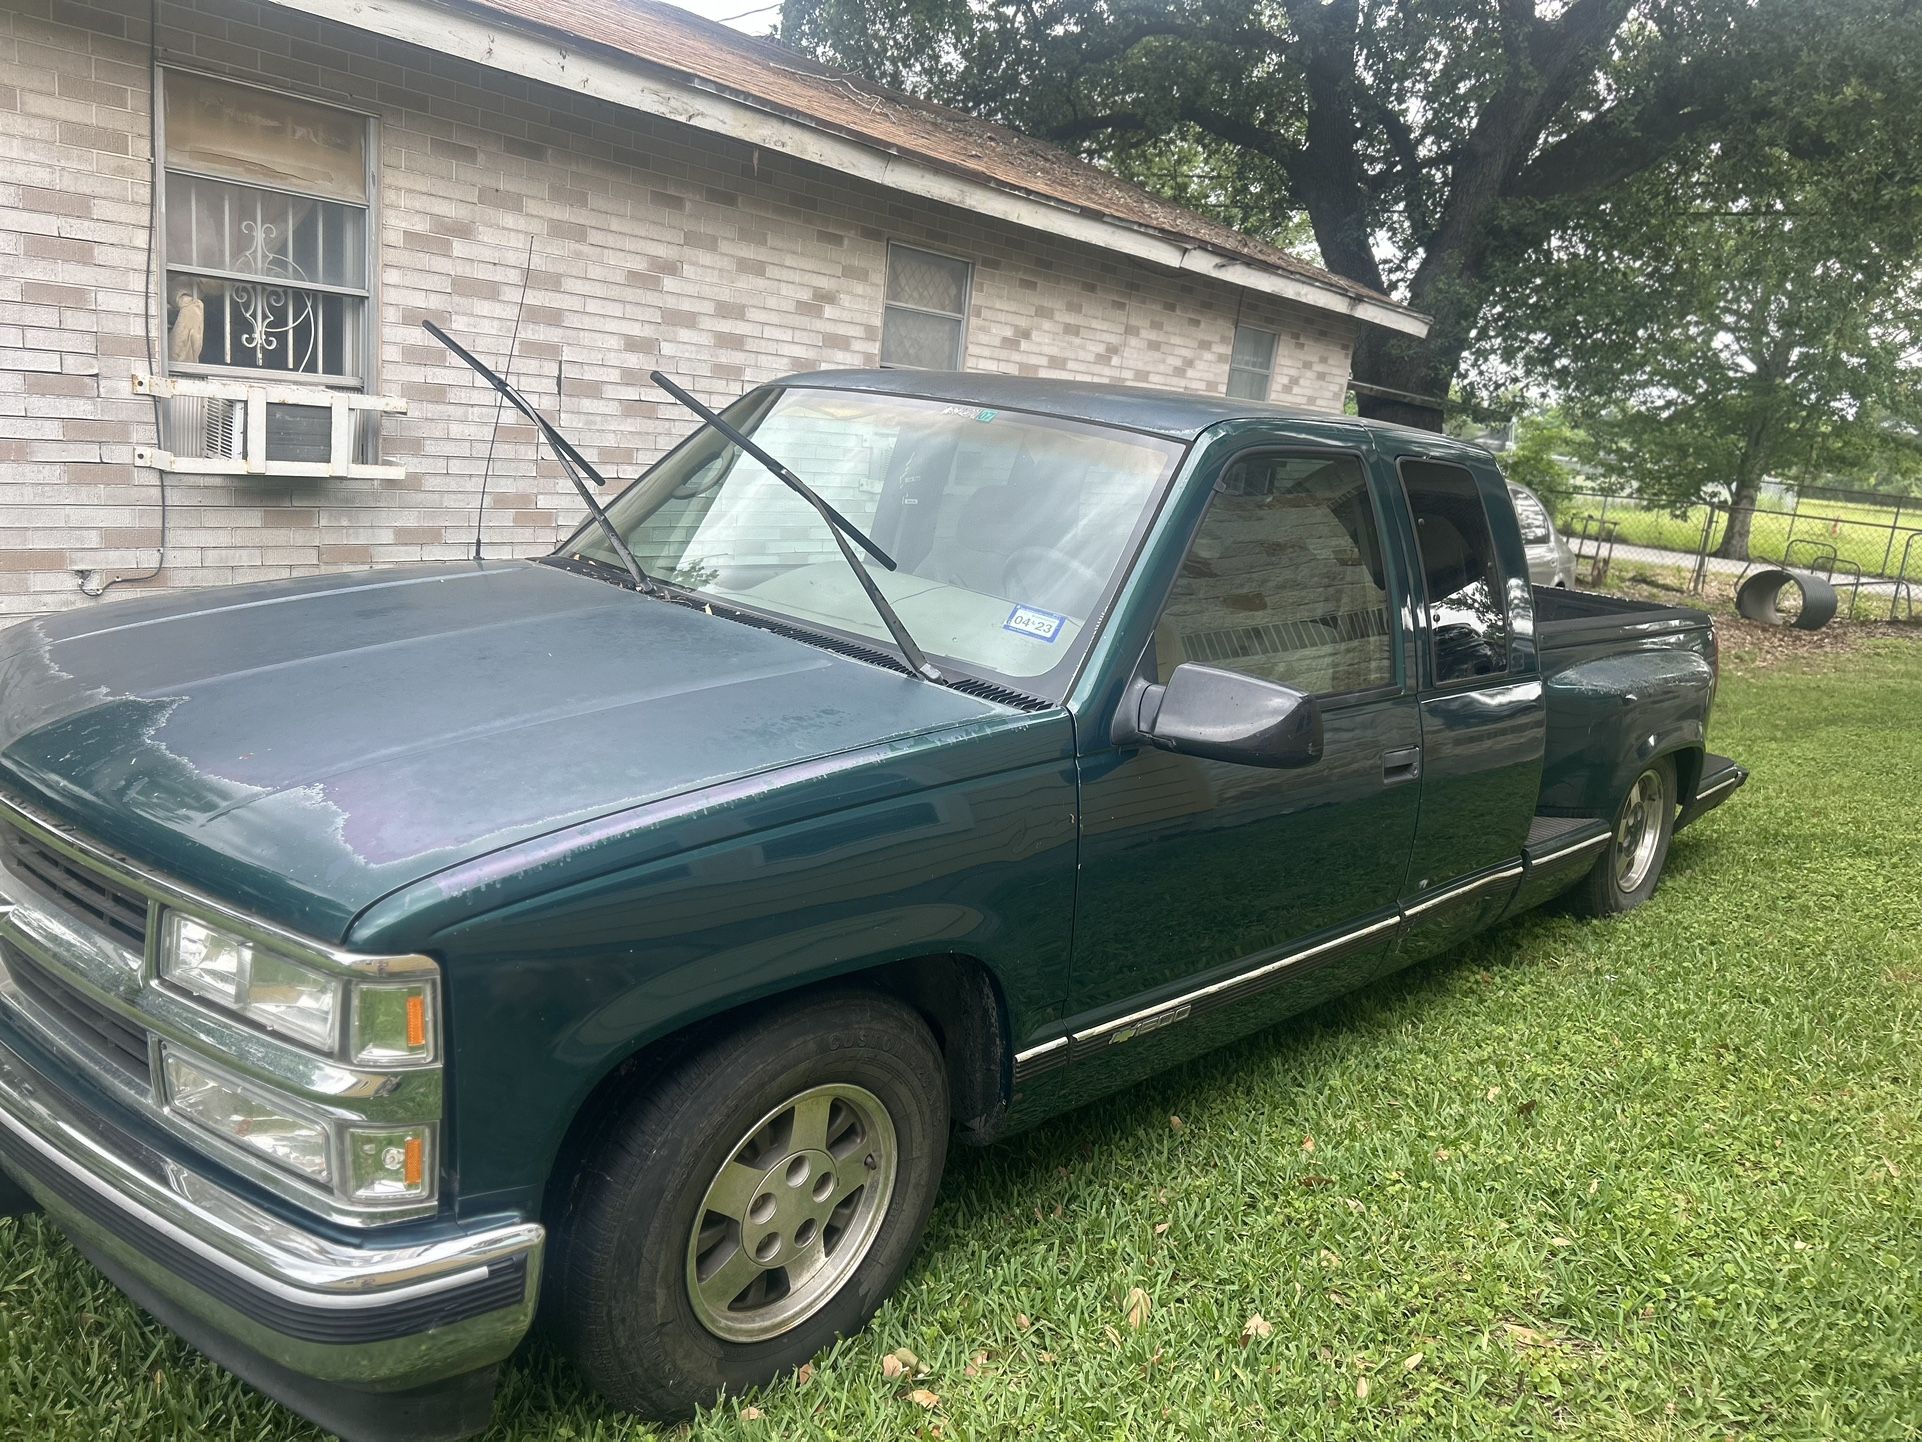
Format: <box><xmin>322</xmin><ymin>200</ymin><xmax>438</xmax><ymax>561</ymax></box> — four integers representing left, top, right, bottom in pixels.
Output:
<box><xmin>648</xmin><ymin>370</ymin><xmax>944</xmax><ymax>683</ymax></box>
<box><xmin>424</xmin><ymin>320</ymin><xmax>659</xmax><ymax>597</ymax></box>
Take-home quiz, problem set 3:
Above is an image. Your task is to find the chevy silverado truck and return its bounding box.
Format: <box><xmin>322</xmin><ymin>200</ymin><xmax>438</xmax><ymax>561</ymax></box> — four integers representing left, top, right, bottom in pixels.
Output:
<box><xmin>0</xmin><ymin>370</ymin><xmax>1746</xmax><ymax>1439</ymax></box>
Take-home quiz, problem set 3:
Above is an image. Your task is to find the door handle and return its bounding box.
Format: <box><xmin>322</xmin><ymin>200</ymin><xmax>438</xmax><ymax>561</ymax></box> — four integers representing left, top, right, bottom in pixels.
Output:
<box><xmin>1382</xmin><ymin>746</ymin><xmax>1421</xmax><ymax>783</ymax></box>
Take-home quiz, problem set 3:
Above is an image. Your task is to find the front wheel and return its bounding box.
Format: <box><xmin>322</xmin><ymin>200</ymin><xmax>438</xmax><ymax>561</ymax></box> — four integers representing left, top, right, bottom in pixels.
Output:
<box><xmin>1573</xmin><ymin>757</ymin><xmax>1677</xmax><ymax>917</ymax></box>
<box><xmin>548</xmin><ymin>991</ymin><xmax>949</xmax><ymax>1419</ymax></box>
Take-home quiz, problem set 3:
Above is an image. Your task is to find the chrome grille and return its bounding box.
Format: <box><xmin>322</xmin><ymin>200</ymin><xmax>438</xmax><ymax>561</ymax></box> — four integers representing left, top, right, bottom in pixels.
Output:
<box><xmin>1</xmin><ymin>821</ymin><xmax>150</xmax><ymax>953</ymax></box>
<box><xmin>0</xmin><ymin>939</ymin><xmax>152</xmax><ymax>1086</ymax></box>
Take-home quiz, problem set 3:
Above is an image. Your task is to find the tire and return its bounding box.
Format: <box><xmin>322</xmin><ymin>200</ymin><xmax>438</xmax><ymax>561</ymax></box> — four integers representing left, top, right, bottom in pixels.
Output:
<box><xmin>1573</xmin><ymin>757</ymin><xmax>1677</xmax><ymax>917</ymax></box>
<box><xmin>548</xmin><ymin>990</ymin><xmax>949</xmax><ymax>1419</ymax></box>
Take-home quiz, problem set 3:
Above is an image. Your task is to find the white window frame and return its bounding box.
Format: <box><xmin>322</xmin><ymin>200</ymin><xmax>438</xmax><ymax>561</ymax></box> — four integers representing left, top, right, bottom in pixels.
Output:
<box><xmin>1226</xmin><ymin>322</ymin><xmax>1278</xmax><ymax>401</ymax></box>
<box><xmin>880</xmin><ymin>241</ymin><xmax>973</xmax><ymax>370</ymax></box>
<box><xmin>142</xmin><ymin>67</ymin><xmax>401</xmax><ymax>479</ymax></box>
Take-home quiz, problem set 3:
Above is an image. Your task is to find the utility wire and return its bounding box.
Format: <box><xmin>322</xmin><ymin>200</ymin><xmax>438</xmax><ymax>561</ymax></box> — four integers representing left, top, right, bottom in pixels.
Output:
<box><xmin>97</xmin><ymin>0</ymin><xmax>168</xmax><ymax>596</ymax></box>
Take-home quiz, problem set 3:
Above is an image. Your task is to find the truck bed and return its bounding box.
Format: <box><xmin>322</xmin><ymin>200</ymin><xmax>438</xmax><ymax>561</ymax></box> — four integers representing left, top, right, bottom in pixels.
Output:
<box><xmin>1534</xmin><ymin>584</ymin><xmax>1714</xmax><ymax>662</ymax></box>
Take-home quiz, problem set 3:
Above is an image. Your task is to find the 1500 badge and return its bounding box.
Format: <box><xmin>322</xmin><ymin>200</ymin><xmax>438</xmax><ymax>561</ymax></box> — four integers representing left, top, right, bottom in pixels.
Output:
<box><xmin>1107</xmin><ymin>1003</ymin><xmax>1191</xmax><ymax>1045</ymax></box>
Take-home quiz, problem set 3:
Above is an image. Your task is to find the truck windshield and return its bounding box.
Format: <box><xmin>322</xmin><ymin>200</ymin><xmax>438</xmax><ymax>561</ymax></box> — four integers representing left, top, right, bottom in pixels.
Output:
<box><xmin>571</xmin><ymin>387</ymin><xmax>1185</xmax><ymax>694</ymax></box>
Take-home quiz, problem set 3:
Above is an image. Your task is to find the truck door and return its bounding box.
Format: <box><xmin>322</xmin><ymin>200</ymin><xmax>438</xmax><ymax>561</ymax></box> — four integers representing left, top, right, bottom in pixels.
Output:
<box><xmin>1393</xmin><ymin>456</ymin><xmax>1545</xmax><ymax>958</ymax></box>
<box><xmin>1064</xmin><ymin>447</ymin><xmax>1422</xmax><ymax>1078</ymax></box>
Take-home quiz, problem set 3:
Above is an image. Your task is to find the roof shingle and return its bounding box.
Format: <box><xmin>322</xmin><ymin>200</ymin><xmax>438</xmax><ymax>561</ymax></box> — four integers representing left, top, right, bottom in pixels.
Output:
<box><xmin>452</xmin><ymin>0</ymin><xmax>1416</xmax><ymax>320</ymax></box>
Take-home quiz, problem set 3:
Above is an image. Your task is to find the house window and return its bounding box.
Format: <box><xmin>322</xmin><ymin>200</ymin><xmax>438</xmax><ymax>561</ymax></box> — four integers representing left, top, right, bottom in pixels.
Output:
<box><xmin>159</xmin><ymin>71</ymin><xmax>372</xmax><ymax>387</ymax></box>
<box><xmin>1226</xmin><ymin>323</ymin><xmax>1277</xmax><ymax>401</ymax></box>
<box><xmin>881</xmin><ymin>243</ymin><xmax>971</xmax><ymax>369</ymax></box>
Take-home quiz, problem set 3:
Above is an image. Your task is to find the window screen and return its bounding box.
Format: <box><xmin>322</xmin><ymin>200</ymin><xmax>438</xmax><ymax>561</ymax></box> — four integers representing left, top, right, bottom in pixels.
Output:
<box><xmin>1402</xmin><ymin>461</ymin><xmax>1511</xmax><ymax>683</ymax></box>
<box><xmin>1155</xmin><ymin>453</ymin><xmax>1394</xmax><ymax>696</ymax></box>
<box><xmin>1226</xmin><ymin>324</ymin><xmax>1277</xmax><ymax>401</ymax></box>
<box><xmin>881</xmin><ymin>244</ymin><xmax>970</xmax><ymax>369</ymax></box>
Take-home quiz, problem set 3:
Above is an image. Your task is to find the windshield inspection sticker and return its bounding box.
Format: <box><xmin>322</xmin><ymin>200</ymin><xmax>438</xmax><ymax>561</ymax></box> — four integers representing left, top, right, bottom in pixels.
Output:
<box><xmin>1004</xmin><ymin>604</ymin><xmax>1067</xmax><ymax>642</ymax></box>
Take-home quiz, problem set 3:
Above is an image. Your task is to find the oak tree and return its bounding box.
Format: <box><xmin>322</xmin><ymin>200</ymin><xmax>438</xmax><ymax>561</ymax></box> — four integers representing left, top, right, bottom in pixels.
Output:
<box><xmin>782</xmin><ymin>0</ymin><xmax>1922</xmax><ymax>433</ymax></box>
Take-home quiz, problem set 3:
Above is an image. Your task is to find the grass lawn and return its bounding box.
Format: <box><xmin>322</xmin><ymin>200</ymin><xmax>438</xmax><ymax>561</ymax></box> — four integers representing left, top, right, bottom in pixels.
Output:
<box><xmin>3</xmin><ymin>638</ymin><xmax>1919</xmax><ymax>1441</ymax></box>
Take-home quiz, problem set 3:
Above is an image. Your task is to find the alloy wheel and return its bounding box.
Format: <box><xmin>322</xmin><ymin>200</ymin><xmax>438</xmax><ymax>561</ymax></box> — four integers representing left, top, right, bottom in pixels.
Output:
<box><xmin>1614</xmin><ymin>768</ymin><xmax>1668</xmax><ymax>893</ymax></box>
<box><xmin>683</xmin><ymin>1082</ymin><xmax>898</xmax><ymax>1343</ymax></box>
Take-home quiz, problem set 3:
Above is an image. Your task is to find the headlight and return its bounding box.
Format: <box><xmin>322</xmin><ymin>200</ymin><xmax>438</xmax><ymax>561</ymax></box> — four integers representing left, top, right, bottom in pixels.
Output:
<box><xmin>162</xmin><ymin>1046</ymin><xmax>438</xmax><ymax>1204</ymax></box>
<box><xmin>161</xmin><ymin>912</ymin><xmax>339</xmax><ymax>1048</ymax></box>
<box><xmin>162</xmin><ymin>1047</ymin><xmax>333</xmax><ymax>1183</ymax></box>
<box><xmin>152</xmin><ymin>906</ymin><xmax>442</xmax><ymax>1216</ymax></box>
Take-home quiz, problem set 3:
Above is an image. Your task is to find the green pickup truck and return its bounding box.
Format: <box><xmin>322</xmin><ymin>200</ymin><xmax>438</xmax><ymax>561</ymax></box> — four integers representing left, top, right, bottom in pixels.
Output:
<box><xmin>0</xmin><ymin>369</ymin><xmax>1745</xmax><ymax>1439</ymax></box>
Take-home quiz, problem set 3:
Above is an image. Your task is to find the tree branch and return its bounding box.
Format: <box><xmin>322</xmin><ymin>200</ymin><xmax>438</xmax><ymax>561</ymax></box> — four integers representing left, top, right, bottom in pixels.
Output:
<box><xmin>1039</xmin><ymin>111</ymin><xmax>1152</xmax><ymax>147</ymax></box>
<box><xmin>1359</xmin><ymin>88</ymin><xmax>1431</xmax><ymax>245</ymax></box>
<box><xmin>1509</xmin><ymin>67</ymin><xmax>1737</xmax><ymax>202</ymax></box>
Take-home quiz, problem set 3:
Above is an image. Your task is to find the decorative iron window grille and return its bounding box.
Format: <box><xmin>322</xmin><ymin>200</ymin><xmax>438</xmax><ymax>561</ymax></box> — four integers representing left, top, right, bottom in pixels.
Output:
<box><xmin>163</xmin><ymin>173</ymin><xmax>367</xmax><ymax>381</ymax></box>
<box><xmin>147</xmin><ymin>70</ymin><xmax>398</xmax><ymax>476</ymax></box>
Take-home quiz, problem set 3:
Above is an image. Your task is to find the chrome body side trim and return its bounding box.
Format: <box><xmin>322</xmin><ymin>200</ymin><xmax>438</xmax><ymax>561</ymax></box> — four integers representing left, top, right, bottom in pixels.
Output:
<box><xmin>1010</xmin><ymin>1035</ymin><xmax>1069</xmax><ymax>1085</ymax></box>
<box><xmin>1078</xmin><ymin>914</ymin><xmax>1401</xmax><ymax>1043</ymax></box>
<box><xmin>1058</xmin><ymin>914</ymin><xmax>1401</xmax><ymax>1054</ymax></box>
<box><xmin>1026</xmin><ymin>867</ymin><xmax>1534</xmax><ymax>1067</ymax></box>
<box><xmin>1527</xmin><ymin>833</ymin><xmax>1610</xmax><ymax>870</ymax></box>
<box><xmin>1676</xmin><ymin>763</ymin><xmax>1748</xmax><ymax>831</ymax></box>
<box><xmin>1012</xmin><ymin>1036</ymin><xmax>1068</xmax><ymax>1066</ymax></box>
<box><xmin>1402</xmin><ymin>863</ymin><xmax>1525</xmax><ymax>919</ymax></box>
<box><xmin>1694</xmin><ymin>772</ymin><xmax>1743</xmax><ymax>804</ymax></box>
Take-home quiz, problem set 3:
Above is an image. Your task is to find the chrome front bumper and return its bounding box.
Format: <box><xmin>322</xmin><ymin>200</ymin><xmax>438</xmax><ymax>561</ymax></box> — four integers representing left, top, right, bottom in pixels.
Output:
<box><xmin>0</xmin><ymin>798</ymin><xmax>544</xmax><ymax>1438</ymax></box>
<box><xmin>0</xmin><ymin>1029</ymin><xmax>542</xmax><ymax>1394</ymax></box>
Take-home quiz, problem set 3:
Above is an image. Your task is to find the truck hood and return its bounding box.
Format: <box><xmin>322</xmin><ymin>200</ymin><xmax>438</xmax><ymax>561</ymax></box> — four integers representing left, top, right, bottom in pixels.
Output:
<box><xmin>0</xmin><ymin>562</ymin><xmax>1000</xmax><ymax>941</ymax></box>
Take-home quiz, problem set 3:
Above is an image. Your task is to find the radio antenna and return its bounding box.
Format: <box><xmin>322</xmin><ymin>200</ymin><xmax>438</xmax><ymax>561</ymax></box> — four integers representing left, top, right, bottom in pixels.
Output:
<box><xmin>473</xmin><ymin>232</ymin><xmax>536</xmax><ymax>561</ymax></box>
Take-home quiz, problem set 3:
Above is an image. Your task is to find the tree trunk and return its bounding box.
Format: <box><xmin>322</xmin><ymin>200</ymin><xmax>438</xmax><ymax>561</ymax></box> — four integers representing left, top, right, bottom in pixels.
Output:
<box><xmin>1351</xmin><ymin>323</ymin><xmax>1466</xmax><ymax>432</ymax></box>
<box><xmin>1346</xmin><ymin>199</ymin><xmax>1508</xmax><ymax>433</ymax></box>
<box><xmin>1713</xmin><ymin>394</ymin><xmax>1778</xmax><ymax>561</ymax></box>
<box><xmin>1716</xmin><ymin>482</ymin><xmax>1760</xmax><ymax>562</ymax></box>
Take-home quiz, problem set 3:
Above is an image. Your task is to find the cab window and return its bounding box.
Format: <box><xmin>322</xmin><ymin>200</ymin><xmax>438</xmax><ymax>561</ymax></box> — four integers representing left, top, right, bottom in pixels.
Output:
<box><xmin>1154</xmin><ymin>452</ymin><xmax>1395</xmax><ymax>697</ymax></box>
<box><xmin>1400</xmin><ymin>460</ymin><xmax>1511</xmax><ymax>684</ymax></box>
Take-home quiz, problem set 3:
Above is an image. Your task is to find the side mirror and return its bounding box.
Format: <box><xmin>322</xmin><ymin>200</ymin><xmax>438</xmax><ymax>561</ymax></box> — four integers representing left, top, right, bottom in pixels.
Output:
<box><xmin>1114</xmin><ymin>662</ymin><xmax>1323</xmax><ymax>768</ymax></box>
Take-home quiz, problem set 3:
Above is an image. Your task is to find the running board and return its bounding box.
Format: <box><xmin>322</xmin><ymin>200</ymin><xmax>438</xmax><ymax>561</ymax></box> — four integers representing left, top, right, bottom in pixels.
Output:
<box><xmin>1508</xmin><ymin>814</ymin><xmax>1611</xmax><ymax>913</ymax></box>
<box><xmin>1678</xmin><ymin>753</ymin><xmax>1748</xmax><ymax>830</ymax></box>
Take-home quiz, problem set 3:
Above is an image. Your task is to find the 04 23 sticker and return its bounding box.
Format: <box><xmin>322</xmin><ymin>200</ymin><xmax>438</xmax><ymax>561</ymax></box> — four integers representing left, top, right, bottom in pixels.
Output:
<box><xmin>1003</xmin><ymin>604</ymin><xmax>1067</xmax><ymax>642</ymax></box>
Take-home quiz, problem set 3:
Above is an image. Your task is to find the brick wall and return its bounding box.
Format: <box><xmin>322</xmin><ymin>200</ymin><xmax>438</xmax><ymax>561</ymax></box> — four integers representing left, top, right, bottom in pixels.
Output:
<box><xmin>0</xmin><ymin>0</ymin><xmax>1363</xmax><ymax>622</ymax></box>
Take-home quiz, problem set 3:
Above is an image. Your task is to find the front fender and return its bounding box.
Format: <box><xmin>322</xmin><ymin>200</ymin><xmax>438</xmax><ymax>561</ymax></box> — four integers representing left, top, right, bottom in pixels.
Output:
<box><xmin>355</xmin><ymin>714</ymin><xmax>1078</xmax><ymax>1218</ymax></box>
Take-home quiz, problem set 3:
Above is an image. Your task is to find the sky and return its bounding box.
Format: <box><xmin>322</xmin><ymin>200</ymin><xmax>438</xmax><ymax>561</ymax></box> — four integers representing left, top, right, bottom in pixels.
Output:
<box><xmin>659</xmin><ymin>0</ymin><xmax>782</xmax><ymax>34</ymax></box>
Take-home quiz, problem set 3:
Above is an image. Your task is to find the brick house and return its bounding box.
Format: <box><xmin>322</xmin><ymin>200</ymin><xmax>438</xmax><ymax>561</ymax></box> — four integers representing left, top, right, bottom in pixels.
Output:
<box><xmin>0</xmin><ymin>0</ymin><xmax>1428</xmax><ymax>623</ymax></box>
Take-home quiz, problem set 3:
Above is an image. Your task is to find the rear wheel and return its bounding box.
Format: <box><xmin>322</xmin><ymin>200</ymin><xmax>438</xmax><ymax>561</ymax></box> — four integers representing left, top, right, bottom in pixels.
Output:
<box><xmin>1573</xmin><ymin>757</ymin><xmax>1677</xmax><ymax>916</ymax></box>
<box><xmin>549</xmin><ymin>991</ymin><xmax>948</xmax><ymax>1419</ymax></box>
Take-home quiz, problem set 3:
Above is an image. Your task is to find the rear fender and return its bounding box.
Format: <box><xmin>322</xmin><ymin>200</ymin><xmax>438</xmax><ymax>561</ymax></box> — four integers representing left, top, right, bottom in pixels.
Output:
<box><xmin>1539</xmin><ymin>648</ymin><xmax>1712</xmax><ymax>816</ymax></box>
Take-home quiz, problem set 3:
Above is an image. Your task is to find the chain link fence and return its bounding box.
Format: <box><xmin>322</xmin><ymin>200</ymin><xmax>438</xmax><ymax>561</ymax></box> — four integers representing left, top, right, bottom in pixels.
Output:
<box><xmin>1549</xmin><ymin>486</ymin><xmax>1922</xmax><ymax>621</ymax></box>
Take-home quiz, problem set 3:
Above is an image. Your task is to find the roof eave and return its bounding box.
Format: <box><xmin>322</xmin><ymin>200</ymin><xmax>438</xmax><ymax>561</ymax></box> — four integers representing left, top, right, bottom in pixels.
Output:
<box><xmin>271</xmin><ymin>0</ymin><xmax>1431</xmax><ymax>338</ymax></box>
